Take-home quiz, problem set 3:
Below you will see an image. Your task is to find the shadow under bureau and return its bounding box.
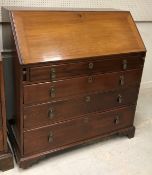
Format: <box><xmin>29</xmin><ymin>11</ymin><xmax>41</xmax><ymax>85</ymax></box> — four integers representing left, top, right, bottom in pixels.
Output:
<box><xmin>2</xmin><ymin>8</ymin><xmax>146</xmax><ymax>168</ymax></box>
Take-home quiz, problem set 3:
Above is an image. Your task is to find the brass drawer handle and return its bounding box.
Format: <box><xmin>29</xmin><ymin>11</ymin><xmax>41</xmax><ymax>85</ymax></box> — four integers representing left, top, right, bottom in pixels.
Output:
<box><xmin>117</xmin><ymin>94</ymin><xmax>122</xmax><ymax>104</ymax></box>
<box><xmin>48</xmin><ymin>107</ymin><xmax>55</xmax><ymax>119</ymax></box>
<box><xmin>88</xmin><ymin>77</ymin><xmax>93</xmax><ymax>83</ymax></box>
<box><xmin>50</xmin><ymin>67</ymin><xmax>56</xmax><ymax>81</ymax></box>
<box><xmin>119</xmin><ymin>75</ymin><xmax>125</xmax><ymax>86</ymax></box>
<box><xmin>50</xmin><ymin>87</ymin><xmax>56</xmax><ymax>98</ymax></box>
<box><xmin>48</xmin><ymin>131</ymin><xmax>53</xmax><ymax>143</ymax></box>
<box><xmin>85</xmin><ymin>96</ymin><xmax>91</xmax><ymax>102</ymax></box>
<box><xmin>123</xmin><ymin>59</ymin><xmax>127</xmax><ymax>70</ymax></box>
<box><xmin>88</xmin><ymin>62</ymin><xmax>94</xmax><ymax>69</ymax></box>
<box><xmin>114</xmin><ymin>115</ymin><xmax>120</xmax><ymax>125</ymax></box>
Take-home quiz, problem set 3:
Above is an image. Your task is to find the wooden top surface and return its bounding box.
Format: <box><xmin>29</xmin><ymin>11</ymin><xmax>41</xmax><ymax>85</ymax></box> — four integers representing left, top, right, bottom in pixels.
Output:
<box><xmin>10</xmin><ymin>10</ymin><xmax>146</xmax><ymax>64</ymax></box>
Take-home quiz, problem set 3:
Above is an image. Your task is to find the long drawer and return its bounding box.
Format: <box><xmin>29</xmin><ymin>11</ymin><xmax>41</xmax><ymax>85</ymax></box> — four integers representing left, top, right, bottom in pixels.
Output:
<box><xmin>24</xmin><ymin>69</ymin><xmax>142</xmax><ymax>105</ymax></box>
<box><xmin>29</xmin><ymin>57</ymin><xmax>144</xmax><ymax>82</ymax></box>
<box><xmin>24</xmin><ymin>87</ymin><xmax>139</xmax><ymax>130</ymax></box>
<box><xmin>0</xmin><ymin>129</ymin><xmax>3</xmax><ymax>152</ymax></box>
<box><xmin>24</xmin><ymin>106</ymin><xmax>135</xmax><ymax>155</ymax></box>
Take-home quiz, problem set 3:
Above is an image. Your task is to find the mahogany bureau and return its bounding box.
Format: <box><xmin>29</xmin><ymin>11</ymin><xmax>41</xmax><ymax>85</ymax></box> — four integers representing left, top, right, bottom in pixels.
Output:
<box><xmin>2</xmin><ymin>8</ymin><xmax>146</xmax><ymax>168</ymax></box>
<box><xmin>0</xmin><ymin>55</ymin><xmax>14</xmax><ymax>171</ymax></box>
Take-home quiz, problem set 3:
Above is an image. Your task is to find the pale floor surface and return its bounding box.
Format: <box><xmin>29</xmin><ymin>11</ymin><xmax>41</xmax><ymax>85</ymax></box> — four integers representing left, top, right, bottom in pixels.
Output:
<box><xmin>2</xmin><ymin>88</ymin><xmax>152</xmax><ymax>175</ymax></box>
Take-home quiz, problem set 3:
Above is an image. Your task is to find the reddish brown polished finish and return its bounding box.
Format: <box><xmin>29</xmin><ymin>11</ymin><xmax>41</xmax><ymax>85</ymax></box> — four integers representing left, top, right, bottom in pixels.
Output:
<box><xmin>0</xmin><ymin>130</ymin><xmax>3</xmax><ymax>151</ymax></box>
<box><xmin>24</xmin><ymin>87</ymin><xmax>139</xmax><ymax>130</ymax></box>
<box><xmin>24</xmin><ymin>69</ymin><xmax>142</xmax><ymax>105</ymax></box>
<box><xmin>11</xmin><ymin>11</ymin><xmax>145</xmax><ymax>64</ymax></box>
<box><xmin>29</xmin><ymin>57</ymin><xmax>144</xmax><ymax>82</ymax></box>
<box><xmin>0</xmin><ymin>59</ymin><xmax>14</xmax><ymax>171</ymax></box>
<box><xmin>2</xmin><ymin>8</ymin><xmax>146</xmax><ymax>169</ymax></box>
<box><xmin>24</xmin><ymin>106</ymin><xmax>136</xmax><ymax>155</ymax></box>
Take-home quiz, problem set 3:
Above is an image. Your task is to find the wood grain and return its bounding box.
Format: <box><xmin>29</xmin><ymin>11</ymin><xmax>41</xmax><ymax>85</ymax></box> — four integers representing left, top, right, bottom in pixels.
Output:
<box><xmin>24</xmin><ymin>87</ymin><xmax>139</xmax><ymax>130</ymax></box>
<box><xmin>0</xmin><ymin>130</ymin><xmax>3</xmax><ymax>151</ymax></box>
<box><xmin>10</xmin><ymin>11</ymin><xmax>146</xmax><ymax>64</ymax></box>
<box><xmin>0</xmin><ymin>55</ymin><xmax>14</xmax><ymax>171</ymax></box>
<box><xmin>29</xmin><ymin>56</ymin><xmax>144</xmax><ymax>82</ymax></box>
<box><xmin>24</xmin><ymin>69</ymin><xmax>142</xmax><ymax>105</ymax></box>
<box><xmin>0</xmin><ymin>145</ymin><xmax>14</xmax><ymax>172</ymax></box>
<box><xmin>24</xmin><ymin>105</ymin><xmax>135</xmax><ymax>155</ymax></box>
<box><xmin>1</xmin><ymin>8</ymin><xmax>146</xmax><ymax>168</ymax></box>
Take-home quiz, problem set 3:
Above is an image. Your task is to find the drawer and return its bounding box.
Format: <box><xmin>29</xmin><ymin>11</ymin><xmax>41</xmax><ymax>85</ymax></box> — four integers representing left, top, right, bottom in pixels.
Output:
<box><xmin>29</xmin><ymin>57</ymin><xmax>144</xmax><ymax>82</ymax></box>
<box><xmin>24</xmin><ymin>106</ymin><xmax>135</xmax><ymax>155</ymax></box>
<box><xmin>24</xmin><ymin>69</ymin><xmax>142</xmax><ymax>105</ymax></box>
<box><xmin>0</xmin><ymin>129</ymin><xmax>3</xmax><ymax>151</ymax></box>
<box><xmin>24</xmin><ymin>87</ymin><xmax>139</xmax><ymax>130</ymax></box>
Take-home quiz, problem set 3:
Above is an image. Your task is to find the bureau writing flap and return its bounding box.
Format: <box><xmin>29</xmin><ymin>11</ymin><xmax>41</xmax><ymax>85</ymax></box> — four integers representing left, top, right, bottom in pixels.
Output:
<box><xmin>7</xmin><ymin>10</ymin><xmax>146</xmax><ymax>64</ymax></box>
